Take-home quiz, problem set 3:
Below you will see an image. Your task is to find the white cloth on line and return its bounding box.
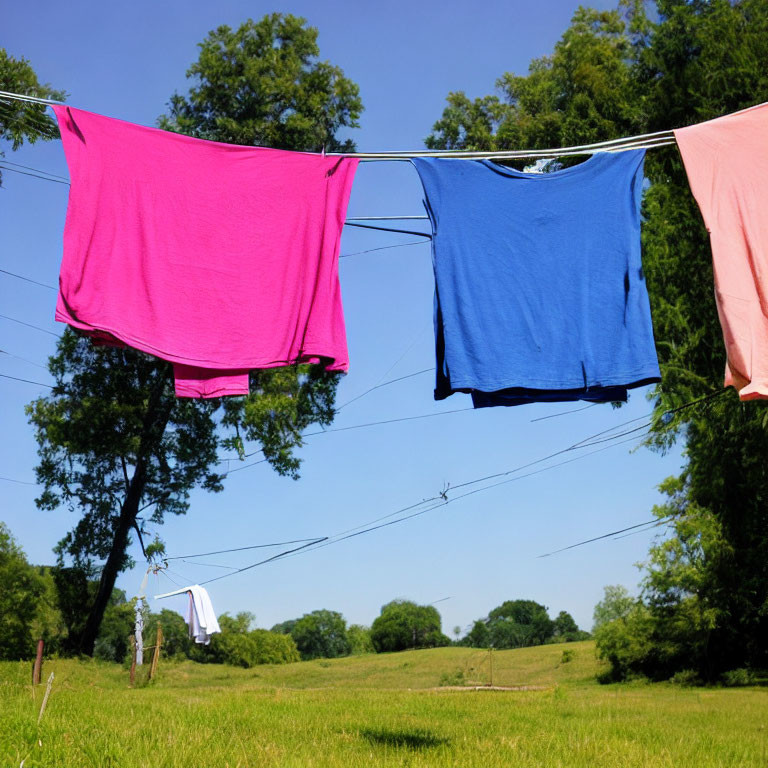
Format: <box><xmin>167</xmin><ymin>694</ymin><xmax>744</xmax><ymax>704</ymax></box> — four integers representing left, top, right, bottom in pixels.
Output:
<box><xmin>153</xmin><ymin>583</ymin><xmax>221</xmax><ymax>645</ymax></box>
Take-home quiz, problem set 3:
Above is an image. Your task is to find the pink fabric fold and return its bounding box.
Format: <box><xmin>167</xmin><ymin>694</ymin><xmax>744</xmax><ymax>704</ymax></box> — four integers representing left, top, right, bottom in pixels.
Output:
<box><xmin>675</xmin><ymin>102</ymin><xmax>768</xmax><ymax>400</ymax></box>
<box><xmin>53</xmin><ymin>105</ymin><xmax>358</xmax><ymax>397</ymax></box>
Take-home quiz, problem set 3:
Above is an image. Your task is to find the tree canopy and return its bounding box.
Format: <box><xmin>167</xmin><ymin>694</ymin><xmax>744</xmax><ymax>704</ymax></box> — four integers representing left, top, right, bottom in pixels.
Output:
<box><xmin>26</xmin><ymin>14</ymin><xmax>363</xmax><ymax>656</ymax></box>
<box><xmin>426</xmin><ymin>0</ymin><xmax>768</xmax><ymax>680</ymax></box>
<box><xmin>370</xmin><ymin>600</ymin><xmax>450</xmax><ymax>652</ymax></box>
<box><xmin>290</xmin><ymin>609</ymin><xmax>351</xmax><ymax>660</ymax></box>
<box><xmin>0</xmin><ymin>49</ymin><xmax>65</xmax><ymax>170</ymax></box>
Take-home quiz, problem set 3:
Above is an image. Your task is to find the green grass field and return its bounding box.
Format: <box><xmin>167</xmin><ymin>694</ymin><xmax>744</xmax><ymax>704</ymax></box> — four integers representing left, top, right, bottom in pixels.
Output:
<box><xmin>2</xmin><ymin>641</ymin><xmax>767</xmax><ymax>767</ymax></box>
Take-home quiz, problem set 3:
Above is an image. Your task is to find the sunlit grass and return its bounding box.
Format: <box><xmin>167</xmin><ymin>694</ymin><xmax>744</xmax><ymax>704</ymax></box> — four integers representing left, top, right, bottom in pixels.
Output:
<box><xmin>2</xmin><ymin>642</ymin><xmax>767</xmax><ymax>767</ymax></box>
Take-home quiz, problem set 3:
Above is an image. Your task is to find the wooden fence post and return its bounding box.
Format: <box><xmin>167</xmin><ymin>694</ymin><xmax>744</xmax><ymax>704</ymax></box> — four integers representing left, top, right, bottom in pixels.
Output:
<box><xmin>148</xmin><ymin>623</ymin><xmax>163</xmax><ymax>682</ymax></box>
<box><xmin>129</xmin><ymin>635</ymin><xmax>137</xmax><ymax>687</ymax></box>
<box><xmin>32</xmin><ymin>639</ymin><xmax>44</xmax><ymax>685</ymax></box>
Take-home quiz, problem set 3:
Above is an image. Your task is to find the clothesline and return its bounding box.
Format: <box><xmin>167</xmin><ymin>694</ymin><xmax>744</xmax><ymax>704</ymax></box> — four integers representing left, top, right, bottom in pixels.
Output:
<box><xmin>0</xmin><ymin>88</ymin><xmax>676</xmax><ymax>160</ymax></box>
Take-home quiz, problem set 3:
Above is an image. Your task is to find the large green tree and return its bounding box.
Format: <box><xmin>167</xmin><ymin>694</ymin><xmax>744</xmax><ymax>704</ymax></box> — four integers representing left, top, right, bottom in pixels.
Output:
<box><xmin>0</xmin><ymin>523</ymin><xmax>47</xmax><ymax>660</ymax></box>
<box><xmin>370</xmin><ymin>600</ymin><xmax>449</xmax><ymax>652</ymax></box>
<box><xmin>631</xmin><ymin>0</ymin><xmax>768</xmax><ymax>678</ymax></box>
<box><xmin>0</xmin><ymin>49</ymin><xmax>65</xmax><ymax>183</ymax></box>
<box><xmin>428</xmin><ymin>0</ymin><xmax>768</xmax><ymax>680</ymax></box>
<box><xmin>290</xmin><ymin>609</ymin><xmax>351</xmax><ymax>660</ymax></box>
<box><xmin>26</xmin><ymin>14</ymin><xmax>363</xmax><ymax>656</ymax></box>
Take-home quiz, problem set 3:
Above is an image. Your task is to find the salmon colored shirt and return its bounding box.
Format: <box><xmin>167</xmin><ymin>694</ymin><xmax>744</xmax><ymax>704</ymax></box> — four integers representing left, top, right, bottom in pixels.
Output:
<box><xmin>675</xmin><ymin>103</ymin><xmax>768</xmax><ymax>400</ymax></box>
<box><xmin>53</xmin><ymin>106</ymin><xmax>358</xmax><ymax>398</ymax></box>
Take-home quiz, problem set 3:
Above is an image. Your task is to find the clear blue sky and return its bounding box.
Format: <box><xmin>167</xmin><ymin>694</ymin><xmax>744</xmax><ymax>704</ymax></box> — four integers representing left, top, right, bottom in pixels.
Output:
<box><xmin>1</xmin><ymin>0</ymin><xmax>684</xmax><ymax>636</ymax></box>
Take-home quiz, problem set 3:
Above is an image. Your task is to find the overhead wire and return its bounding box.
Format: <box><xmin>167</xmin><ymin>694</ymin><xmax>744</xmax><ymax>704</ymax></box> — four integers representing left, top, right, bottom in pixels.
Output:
<box><xmin>0</xmin><ymin>159</ymin><xmax>68</xmax><ymax>182</ymax></box>
<box><xmin>0</xmin><ymin>312</ymin><xmax>61</xmax><ymax>337</ymax></box>
<box><xmin>0</xmin><ymin>373</ymin><xmax>53</xmax><ymax>388</ymax></box>
<box><xmin>210</xmin><ymin>389</ymin><xmax>728</xmax><ymax>577</ymax></box>
<box><xmin>340</xmin><ymin>240</ymin><xmax>427</xmax><ymax>259</ymax></box>
<box><xmin>201</xmin><ymin>423</ymin><xmax>654</xmax><ymax>582</ymax></box>
<box><xmin>0</xmin><ymin>164</ymin><xmax>69</xmax><ymax>185</ymax></box>
<box><xmin>0</xmin><ymin>268</ymin><xmax>56</xmax><ymax>290</ymax></box>
<box><xmin>198</xmin><ymin>537</ymin><xmax>328</xmax><ymax>586</ymax></box>
<box><xmin>537</xmin><ymin>516</ymin><xmax>675</xmax><ymax>558</ymax></box>
<box><xmin>0</xmin><ymin>475</ymin><xmax>36</xmax><ymax>485</ymax></box>
<box><xmin>166</xmin><ymin>537</ymin><xmax>326</xmax><ymax>560</ymax></box>
<box><xmin>0</xmin><ymin>348</ymin><xmax>49</xmax><ymax>369</ymax></box>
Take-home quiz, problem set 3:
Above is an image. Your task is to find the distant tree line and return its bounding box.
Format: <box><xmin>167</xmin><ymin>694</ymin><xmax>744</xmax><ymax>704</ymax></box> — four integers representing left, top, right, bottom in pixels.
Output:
<box><xmin>462</xmin><ymin>600</ymin><xmax>589</xmax><ymax>649</ymax></box>
<box><xmin>0</xmin><ymin>523</ymin><xmax>590</xmax><ymax>667</ymax></box>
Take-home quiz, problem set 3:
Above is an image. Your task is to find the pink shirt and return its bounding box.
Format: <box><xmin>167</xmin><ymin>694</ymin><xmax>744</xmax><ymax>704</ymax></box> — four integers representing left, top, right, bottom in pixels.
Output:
<box><xmin>53</xmin><ymin>106</ymin><xmax>358</xmax><ymax>397</ymax></box>
<box><xmin>675</xmin><ymin>103</ymin><xmax>768</xmax><ymax>400</ymax></box>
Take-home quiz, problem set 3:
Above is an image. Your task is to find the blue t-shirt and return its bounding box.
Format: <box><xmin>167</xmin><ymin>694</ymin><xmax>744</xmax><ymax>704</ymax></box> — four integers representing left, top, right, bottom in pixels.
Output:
<box><xmin>411</xmin><ymin>151</ymin><xmax>661</xmax><ymax>407</ymax></box>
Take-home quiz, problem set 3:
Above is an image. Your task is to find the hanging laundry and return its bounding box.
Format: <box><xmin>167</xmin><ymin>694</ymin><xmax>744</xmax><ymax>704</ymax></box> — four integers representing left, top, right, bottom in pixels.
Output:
<box><xmin>411</xmin><ymin>151</ymin><xmax>661</xmax><ymax>407</ymax></box>
<box><xmin>674</xmin><ymin>103</ymin><xmax>768</xmax><ymax>400</ymax></box>
<box><xmin>154</xmin><ymin>584</ymin><xmax>221</xmax><ymax>644</ymax></box>
<box><xmin>52</xmin><ymin>106</ymin><xmax>358</xmax><ymax>398</ymax></box>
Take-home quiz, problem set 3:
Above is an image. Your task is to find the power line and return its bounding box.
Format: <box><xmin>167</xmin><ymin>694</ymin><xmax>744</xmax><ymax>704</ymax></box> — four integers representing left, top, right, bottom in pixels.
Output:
<box><xmin>221</xmin><ymin>430</ymin><xmax>651</xmax><ymax>580</ymax></box>
<box><xmin>238</xmin><ymin>391</ymin><xmax>727</xmax><ymax>571</ymax></box>
<box><xmin>536</xmin><ymin>516</ymin><xmax>674</xmax><ymax>558</ymax></box>
<box><xmin>0</xmin><ymin>268</ymin><xmax>57</xmax><ymax>290</ymax></box>
<box><xmin>0</xmin><ymin>475</ymin><xmax>36</xmax><ymax>485</ymax></box>
<box><xmin>198</xmin><ymin>537</ymin><xmax>328</xmax><ymax>586</ymax></box>
<box><xmin>0</xmin><ymin>373</ymin><xmax>53</xmax><ymax>388</ymax></box>
<box><xmin>166</xmin><ymin>537</ymin><xmax>326</xmax><ymax>560</ymax></box>
<box><xmin>231</xmin><ymin>404</ymin><xmax>474</xmax><ymax>464</ymax></box>
<box><xmin>0</xmin><ymin>164</ymin><xmax>69</xmax><ymax>185</ymax></box>
<box><xmin>336</xmin><ymin>368</ymin><xmax>433</xmax><ymax>411</ymax></box>
<box><xmin>530</xmin><ymin>403</ymin><xmax>598</xmax><ymax>422</ymax></box>
<box><xmin>340</xmin><ymin>240</ymin><xmax>427</xmax><ymax>259</ymax></box>
<box><xmin>0</xmin><ymin>348</ymin><xmax>49</xmax><ymax>370</ymax></box>
<box><xmin>0</xmin><ymin>312</ymin><xmax>61</xmax><ymax>337</ymax></box>
<box><xmin>0</xmin><ymin>159</ymin><xmax>68</xmax><ymax>182</ymax></box>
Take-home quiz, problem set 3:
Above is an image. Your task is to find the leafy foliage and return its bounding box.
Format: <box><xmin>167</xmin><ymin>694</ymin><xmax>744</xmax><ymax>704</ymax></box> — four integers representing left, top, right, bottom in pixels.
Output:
<box><xmin>158</xmin><ymin>14</ymin><xmax>362</xmax><ymax>152</ymax></box>
<box><xmin>290</xmin><ymin>609</ymin><xmax>351</xmax><ymax>660</ymax></box>
<box><xmin>0</xmin><ymin>49</ymin><xmax>65</xmax><ymax>165</ymax></box>
<box><xmin>428</xmin><ymin>0</ymin><xmax>768</xmax><ymax>682</ymax></box>
<box><xmin>199</xmin><ymin>612</ymin><xmax>300</xmax><ymax>667</ymax></box>
<box><xmin>0</xmin><ymin>523</ymin><xmax>47</xmax><ymax>660</ymax></box>
<box><xmin>370</xmin><ymin>600</ymin><xmax>450</xmax><ymax>652</ymax></box>
<box><xmin>347</xmin><ymin>624</ymin><xmax>375</xmax><ymax>655</ymax></box>
<box><xmin>592</xmin><ymin>585</ymin><xmax>635</xmax><ymax>631</ymax></box>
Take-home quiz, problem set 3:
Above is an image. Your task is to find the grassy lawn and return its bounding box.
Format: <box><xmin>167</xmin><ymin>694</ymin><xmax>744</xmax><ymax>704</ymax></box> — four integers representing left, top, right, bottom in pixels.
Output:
<box><xmin>2</xmin><ymin>641</ymin><xmax>766</xmax><ymax>767</ymax></box>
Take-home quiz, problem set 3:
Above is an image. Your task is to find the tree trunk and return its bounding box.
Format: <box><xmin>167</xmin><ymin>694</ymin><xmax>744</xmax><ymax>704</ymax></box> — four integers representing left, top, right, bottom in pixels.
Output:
<box><xmin>77</xmin><ymin>464</ymin><xmax>147</xmax><ymax>655</ymax></box>
<box><xmin>77</xmin><ymin>374</ymin><xmax>172</xmax><ymax>656</ymax></box>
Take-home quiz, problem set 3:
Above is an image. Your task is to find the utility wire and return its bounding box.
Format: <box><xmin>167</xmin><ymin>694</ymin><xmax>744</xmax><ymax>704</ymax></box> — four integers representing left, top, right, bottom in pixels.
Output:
<box><xmin>611</xmin><ymin>518</ymin><xmax>671</xmax><ymax>541</ymax></box>
<box><xmin>0</xmin><ymin>475</ymin><xmax>36</xmax><ymax>485</ymax></box>
<box><xmin>340</xmin><ymin>240</ymin><xmax>426</xmax><ymax>259</ymax></box>
<box><xmin>0</xmin><ymin>159</ymin><xmax>68</xmax><ymax>182</ymax></box>
<box><xmin>530</xmin><ymin>403</ymin><xmax>599</xmax><ymax>422</ymax></box>
<box><xmin>0</xmin><ymin>373</ymin><xmax>53</xmax><ymax>388</ymax></box>
<box><xmin>0</xmin><ymin>164</ymin><xmax>69</xmax><ymax>185</ymax></box>
<box><xmin>166</xmin><ymin>537</ymin><xmax>326</xmax><ymax>560</ymax></box>
<box><xmin>336</xmin><ymin>368</ymin><xmax>433</xmax><ymax>411</ymax></box>
<box><xmin>0</xmin><ymin>348</ymin><xmax>49</xmax><ymax>369</ymax></box>
<box><xmin>226</xmin><ymin>430</ymin><xmax>651</xmax><ymax>578</ymax></box>
<box><xmin>0</xmin><ymin>268</ymin><xmax>56</xmax><ymax>290</ymax></box>
<box><xmin>231</xmin><ymin>405</ymin><xmax>474</xmax><ymax>464</ymax></box>
<box><xmin>245</xmin><ymin>391</ymin><xmax>727</xmax><ymax>571</ymax></box>
<box><xmin>0</xmin><ymin>312</ymin><xmax>61</xmax><ymax>337</ymax></box>
<box><xmin>198</xmin><ymin>537</ymin><xmax>328</xmax><ymax>586</ymax></box>
<box><xmin>537</xmin><ymin>516</ymin><xmax>674</xmax><ymax>558</ymax></box>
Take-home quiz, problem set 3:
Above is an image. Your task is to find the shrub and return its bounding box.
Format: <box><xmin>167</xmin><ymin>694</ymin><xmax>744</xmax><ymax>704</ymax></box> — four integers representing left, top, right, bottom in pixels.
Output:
<box><xmin>439</xmin><ymin>668</ymin><xmax>465</xmax><ymax>686</ymax></box>
<box><xmin>670</xmin><ymin>669</ymin><xmax>702</xmax><ymax>687</ymax></box>
<box><xmin>560</xmin><ymin>649</ymin><xmax>574</xmax><ymax>664</ymax></box>
<box><xmin>721</xmin><ymin>668</ymin><xmax>755</xmax><ymax>687</ymax></box>
<box><xmin>211</xmin><ymin>629</ymin><xmax>299</xmax><ymax>668</ymax></box>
